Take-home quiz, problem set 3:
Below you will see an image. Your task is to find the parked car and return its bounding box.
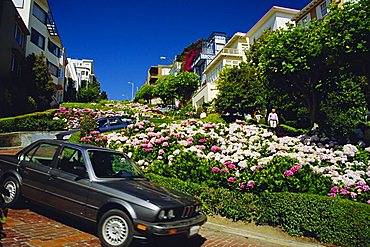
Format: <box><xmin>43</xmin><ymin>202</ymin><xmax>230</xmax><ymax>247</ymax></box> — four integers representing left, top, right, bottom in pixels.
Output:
<box><xmin>0</xmin><ymin>140</ymin><xmax>206</xmax><ymax>247</ymax></box>
<box><xmin>96</xmin><ymin>116</ymin><xmax>135</xmax><ymax>132</ymax></box>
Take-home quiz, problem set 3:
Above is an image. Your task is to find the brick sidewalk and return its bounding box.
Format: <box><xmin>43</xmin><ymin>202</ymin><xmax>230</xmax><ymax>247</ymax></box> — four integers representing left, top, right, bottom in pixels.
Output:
<box><xmin>0</xmin><ymin>208</ymin><xmax>279</xmax><ymax>247</ymax></box>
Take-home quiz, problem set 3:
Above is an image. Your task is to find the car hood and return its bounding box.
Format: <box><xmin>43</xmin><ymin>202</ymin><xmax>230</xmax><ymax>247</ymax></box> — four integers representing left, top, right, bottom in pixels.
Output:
<box><xmin>99</xmin><ymin>179</ymin><xmax>199</xmax><ymax>208</ymax></box>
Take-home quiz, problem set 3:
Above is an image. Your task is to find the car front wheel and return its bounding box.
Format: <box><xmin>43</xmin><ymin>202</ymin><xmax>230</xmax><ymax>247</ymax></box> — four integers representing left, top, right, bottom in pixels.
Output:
<box><xmin>2</xmin><ymin>176</ymin><xmax>20</xmax><ymax>208</ymax></box>
<box><xmin>98</xmin><ymin>209</ymin><xmax>133</xmax><ymax>247</ymax></box>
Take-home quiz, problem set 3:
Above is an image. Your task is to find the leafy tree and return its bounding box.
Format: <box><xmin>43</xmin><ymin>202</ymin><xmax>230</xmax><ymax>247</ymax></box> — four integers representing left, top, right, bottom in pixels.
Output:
<box><xmin>155</xmin><ymin>75</ymin><xmax>177</xmax><ymax>105</ymax></box>
<box><xmin>321</xmin><ymin>0</ymin><xmax>370</xmax><ymax>106</ymax></box>
<box><xmin>134</xmin><ymin>84</ymin><xmax>156</xmax><ymax>103</ymax></box>
<box><xmin>25</xmin><ymin>53</ymin><xmax>56</xmax><ymax>110</ymax></box>
<box><xmin>214</xmin><ymin>63</ymin><xmax>267</xmax><ymax>115</ymax></box>
<box><xmin>100</xmin><ymin>91</ymin><xmax>108</xmax><ymax>100</ymax></box>
<box><xmin>248</xmin><ymin>20</ymin><xmax>327</xmax><ymax>126</ymax></box>
<box><xmin>319</xmin><ymin>71</ymin><xmax>367</xmax><ymax>142</ymax></box>
<box><xmin>64</xmin><ymin>78</ymin><xmax>77</xmax><ymax>102</ymax></box>
<box><xmin>77</xmin><ymin>77</ymin><xmax>106</xmax><ymax>102</ymax></box>
<box><xmin>172</xmin><ymin>71</ymin><xmax>199</xmax><ymax>103</ymax></box>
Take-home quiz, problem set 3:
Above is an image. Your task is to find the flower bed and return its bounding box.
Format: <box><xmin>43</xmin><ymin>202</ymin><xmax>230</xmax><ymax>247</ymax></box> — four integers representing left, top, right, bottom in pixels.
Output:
<box><xmin>74</xmin><ymin>112</ymin><xmax>370</xmax><ymax>204</ymax></box>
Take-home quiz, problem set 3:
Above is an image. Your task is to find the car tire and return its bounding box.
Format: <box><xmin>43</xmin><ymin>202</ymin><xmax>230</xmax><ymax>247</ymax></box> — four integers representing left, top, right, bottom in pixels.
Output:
<box><xmin>2</xmin><ymin>176</ymin><xmax>20</xmax><ymax>208</ymax></box>
<box><xmin>98</xmin><ymin>209</ymin><xmax>134</xmax><ymax>247</ymax></box>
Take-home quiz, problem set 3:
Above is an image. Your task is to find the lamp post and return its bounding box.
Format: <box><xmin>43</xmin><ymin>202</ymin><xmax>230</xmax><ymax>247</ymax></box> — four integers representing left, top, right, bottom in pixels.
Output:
<box><xmin>160</xmin><ymin>56</ymin><xmax>174</xmax><ymax>64</ymax></box>
<box><xmin>128</xmin><ymin>81</ymin><xmax>134</xmax><ymax>100</ymax></box>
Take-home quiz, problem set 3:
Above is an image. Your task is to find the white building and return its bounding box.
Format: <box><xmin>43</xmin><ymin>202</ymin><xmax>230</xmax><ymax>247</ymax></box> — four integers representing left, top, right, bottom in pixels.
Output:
<box><xmin>191</xmin><ymin>6</ymin><xmax>299</xmax><ymax>109</ymax></box>
<box><xmin>192</xmin><ymin>32</ymin><xmax>248</xmax><ymax>109</ymax></box>
<box><xmin>12</xmin><ymin>0</ymin><xmax>66</xmax><ymax>103</ymax></box>
<box><xmin>66</xmin><ymin>58</ymin><xmax>95</xmax><ymax>92</ymax></box>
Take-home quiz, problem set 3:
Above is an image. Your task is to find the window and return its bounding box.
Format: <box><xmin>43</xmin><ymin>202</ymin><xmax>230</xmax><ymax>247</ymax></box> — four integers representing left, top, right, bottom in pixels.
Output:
<box><xmin>13</xmin><ymin>0</ymin><xmax>24</xmax><ymax>8</ymax></box>
<box><xmin>316</xmin><ymin>0</ymin><xmax>329</xmax><ymax>19</ymax></box>
<box><xmin>33</xmin><ymin>3</ymin><xmax>47</xmax><ymax>24</ymax></box>
<box><xmin>11</xmin><ymin>54</ymin><xmax>22</xmax><ymax>76</ymax></box>
<box><xmin>14</xmin><ymin>24</ymin><xmax>25</xmax><ymax>48</ymax></box>
<box><xmin>300</xmin><ymin>14</ymin><xmax>311</xmax><ymax>26</ymax></box>
<box><xmin>30</xmin><ymin>28</ymin><xmax>45</xmax><ymax>49</ymax></box>
<box><xmin>48</xmin><ymin>40</ymin><xmax>60</xmax><ymax>57</ymax></box>
<box><xmin>57</xmin><ymin>147</ymin><xmax>86</xmax><ymax>175</ymax></box>
<box><xmin>24</xmin><ymin>143</ymin><xmax>59</xmax><ymax>167</ymax></box>
<box><xmin>48</xmin><ymin>62</ymin><xmax>59</xmax><ymax>77</ymax></box>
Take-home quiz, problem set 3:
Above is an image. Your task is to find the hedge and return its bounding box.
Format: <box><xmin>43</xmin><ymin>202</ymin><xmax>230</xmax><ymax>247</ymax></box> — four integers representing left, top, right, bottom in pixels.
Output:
<box><xmin>146</xmin><ymin>173</ymin><xmax>256</xmax><ymax>221</ymax></box>
<box><xmin>147</xmin><ymin>173</ymin><xmax>370</xmax><ymax>247</ymax></box>
<box><xmin>0</xmin><ymin>109</ymin><xmax>65</xmax><ymax>133</ymax></box>
<box><xmin>256</xmin><ymin>192</ymin><xmax>370</xmax><ymax>247</ymax></box>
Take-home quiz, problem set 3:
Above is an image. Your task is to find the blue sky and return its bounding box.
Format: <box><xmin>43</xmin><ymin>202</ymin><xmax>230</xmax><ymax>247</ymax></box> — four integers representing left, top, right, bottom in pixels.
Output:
<box><xmin>49</xmin><ymin>0</ymin><xmax>311</xmax><ymax>100</ymax></box>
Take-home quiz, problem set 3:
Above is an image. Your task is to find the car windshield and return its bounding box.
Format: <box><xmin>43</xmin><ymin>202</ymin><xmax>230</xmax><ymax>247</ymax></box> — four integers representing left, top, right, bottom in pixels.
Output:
<box><xmin>88</xmin><ymin>150</ymin><xmax>144</xmax><ymax>179</ymax></box>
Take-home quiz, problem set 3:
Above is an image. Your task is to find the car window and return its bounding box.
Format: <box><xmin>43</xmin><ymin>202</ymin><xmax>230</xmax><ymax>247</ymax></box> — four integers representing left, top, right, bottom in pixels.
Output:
<box><xmin>89</xmin><ymin>151</ymin><xmax>144</xmax><ymax>179</ymax></box>
<box><xmin>24</xmin><ymin>143</ymin><xmax>59</xmax><ymax>167</ymax></box>
<box><xmin>108</xmin><ymin>118</ymin><xmax>121</xmax><ymax>126</ymax></box>
<box><xmin>97</xmin><ymin>119</ymin><xmax>108</xmax><ymax>128</ymax></box>
<box><xmin>57</xmin><ymin>147</ymin><xmax>86</xmax><ymax>175</ymax></box>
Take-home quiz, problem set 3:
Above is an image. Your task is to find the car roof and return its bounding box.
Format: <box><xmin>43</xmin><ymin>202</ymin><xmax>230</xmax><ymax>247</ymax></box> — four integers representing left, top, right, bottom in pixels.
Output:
<box><xmin>34</xmin><ymin>139</ymin><xmax>115</xmax><ymax>152</ymax></box>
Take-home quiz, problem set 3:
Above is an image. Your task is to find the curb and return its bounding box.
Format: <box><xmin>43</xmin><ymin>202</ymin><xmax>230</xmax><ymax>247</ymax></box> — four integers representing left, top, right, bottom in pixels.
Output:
<box><xmin>203</xmin><ymin>222</ymin><xmax>324</xmax><ymax>247</ymax></box>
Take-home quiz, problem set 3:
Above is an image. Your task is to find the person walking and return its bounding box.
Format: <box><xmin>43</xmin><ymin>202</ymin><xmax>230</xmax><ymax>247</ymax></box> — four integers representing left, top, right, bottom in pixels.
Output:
<box><xmin>268</xmin><ymin>108</ymin><xmax>279</xmax><ymax>129</ymax></box>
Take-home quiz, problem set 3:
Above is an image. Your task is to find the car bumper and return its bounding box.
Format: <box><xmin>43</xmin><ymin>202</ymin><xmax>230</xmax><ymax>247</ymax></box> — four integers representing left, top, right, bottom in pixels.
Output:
<box><xmin>133</xmin><ymin>214</ymin><xmax>207</xmax><ymax>237</ymax></box>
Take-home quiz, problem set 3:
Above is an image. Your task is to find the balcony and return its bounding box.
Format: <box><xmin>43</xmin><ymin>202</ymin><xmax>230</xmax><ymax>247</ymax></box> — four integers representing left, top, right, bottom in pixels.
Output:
<box><xmin>220</xmin><ymin>48</ymin><xmax>243</xmax><ymax>56</ymax></box>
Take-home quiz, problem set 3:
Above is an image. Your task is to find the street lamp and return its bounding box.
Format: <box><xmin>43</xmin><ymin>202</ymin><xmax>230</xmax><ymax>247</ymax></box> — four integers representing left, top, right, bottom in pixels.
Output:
<box><xmin>160</xmin><ymin>56</ymin><xmax>174</xmax><ymax>64</ymax></box>
<box><xmin>128</xmin><ymin>81</ymin><xmax>134</xmax><ymax>100</ymax></box>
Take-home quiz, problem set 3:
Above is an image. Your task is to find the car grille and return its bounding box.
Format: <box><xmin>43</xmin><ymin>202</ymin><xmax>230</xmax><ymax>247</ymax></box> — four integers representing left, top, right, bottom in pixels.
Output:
<box><xmin>181</xmin><ymin>206</ymin><xmax>195</xmax><ymax>218</ymax></box>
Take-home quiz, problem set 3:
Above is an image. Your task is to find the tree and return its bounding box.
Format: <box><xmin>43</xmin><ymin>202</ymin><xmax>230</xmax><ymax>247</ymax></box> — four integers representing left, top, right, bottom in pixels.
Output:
<box><xmin>134</xmin><ymin>84</ymin><xmax>155</xmax><ymax>103</ymax></box>
<box><xmin>155</xmin><ymin>75</ymin><xmax>177</xmax><ymax>105</ymax></box>
<box><xmin>77</xmin><ymin>77</ymin><xmax>106</xmax><ymax>102</ymax></box>
<box><xmin>25</xmin><ymin>53</ymin><xmax>56</xmax><ymax>110</ymax></box>
<box><xmin>321</xmin><ymin>0</ymin><xmax>370</xmax><ymax>106</ymax></box>
<box><xmin>248</xmin><ymin>20</ymin><xmax>327</xmax><ymax>126</ymax></box>
<box><xmin>214</xmin><ymin>63</ymin><xmax>267</xmax><ymax>115</ymax></box>
<box><xmin>172</xmin><ymin>71</ymin><xmax>199</xmax><ymax>103</ymax></box>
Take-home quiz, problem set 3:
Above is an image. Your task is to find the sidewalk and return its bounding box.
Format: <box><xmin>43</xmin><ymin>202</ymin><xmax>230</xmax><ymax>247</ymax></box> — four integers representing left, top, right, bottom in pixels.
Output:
<box><xmin>0</xmin><ymin>208</ymin><xmax>324</xmax><ymax>247</ymax></box>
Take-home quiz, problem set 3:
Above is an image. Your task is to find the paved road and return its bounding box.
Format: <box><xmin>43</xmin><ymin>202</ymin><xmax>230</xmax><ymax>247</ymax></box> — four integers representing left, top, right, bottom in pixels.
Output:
<box><xmin>0</xmin><ymin>205</ymin><xmax>280</xmax><ymax>247</ymax></box>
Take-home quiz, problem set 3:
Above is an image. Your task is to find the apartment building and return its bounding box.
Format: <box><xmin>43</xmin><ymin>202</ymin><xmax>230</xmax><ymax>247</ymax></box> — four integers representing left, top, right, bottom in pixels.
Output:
<box><xmin>145</xmin><ymin>65</ymin><xmax>172</xmax><ymax>85</ymax></box>
<box><xmin>0</xmin><ymin>0</ymin><xmax>29</xmax><ymax>79</ymax></box>
<box><xmin>292</xmin><ymin>0</ymin><xmax>356</xmax><ymax>24</ymax></box>
<box><xmin>246</xmin><ymin>6</ymin><xmax>299</xmax><ymax>46</ymax></box>
<box><xmin>192</xmin><ymin>32</ymin><xmax>248</xmax><ymax>108</ymax></box>
<box><xmin>12</xmin><ymin>0</ymin><xmax>65</xmax><ymax>103</ymax></box>
<box><xmin>191</xmin><ymin>32</ymin><xmax>227</xmax><ymax>84</ymax></box>
<box><xmin>191</xmin><ymin>6</ymin><xmax>299</xmax><ymax>109</ymax></box>
<box><xmin>65</xmin><ymin>58</ymin><xmax>95</xmax><ymax>92</ymax></box>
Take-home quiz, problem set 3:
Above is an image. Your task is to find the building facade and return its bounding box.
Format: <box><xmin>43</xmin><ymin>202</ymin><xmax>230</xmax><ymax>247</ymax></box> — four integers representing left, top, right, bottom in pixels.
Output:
<box><xmin>192</xmin><ymin>32</ymin><xmax>248</xmax><ymax>109</ymax></box>
<box><xmin>191</xmin><ymin>6</ymin><xmax>299</xmax><ymax>109</ymax></box>
<box><xmin>0</xmin><ymin>0</ymin><xmax>29</xmax><ymax>79</ymax></box>
<box><xmin>292</xmin><ymin>0</ymin><xmax>355</xmax><ymax>24</ymax></box>
<box><xmin>65</xmin><ymin>58</ymin><xmax>95</xmax><ymax>93</ymax></box>
<box><xmin>145</xmin><ymin>64</ymin><xmax>172</xmax><ymax>85</ymax></box>
<box><xmin>12</xmin><ymin>0</ymin><xmax>66</xmax><ymax>103</ymax></box>
<box><xmin>191</xmin><ymin>32</ymin><xmax>227</xmax><ymax>85</ymax></box>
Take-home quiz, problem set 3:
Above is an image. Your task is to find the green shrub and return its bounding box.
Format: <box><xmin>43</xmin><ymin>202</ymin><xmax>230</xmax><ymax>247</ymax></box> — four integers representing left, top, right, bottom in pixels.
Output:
<box><xmin>0</xmin><ymin>109</ymin><xmax>65</xmax><ymax>133</ymax></box>
<box><xmin>146</xmin><ymin>173</ymin><xmax>256</xmax><ymax>221</ymax></box>
<box><xmin>202</xmin><ymin>113</ymin><xmax>226</xmax><ymax>124</ymax></box>
<box><xmin>148</xmin><ymin>174</ymin><xmax>370</xmax><ymax>247</ymax></box>
<box><xmin>256</xmin><ymin>192</ymin><xmax>370</xmax><ymax>247</ymax></box>
<box><xmin>79</xmin><ymin>114</ymin><xmax>97</xmax><ymax>137</ymax></box>
<box><xmin>278</xmin><ymin>124</ymin><xmax>307</xmax><ymax>136</ymax></box>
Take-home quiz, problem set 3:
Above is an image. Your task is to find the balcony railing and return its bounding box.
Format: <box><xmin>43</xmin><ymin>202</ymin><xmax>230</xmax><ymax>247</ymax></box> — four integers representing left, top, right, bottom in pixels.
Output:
<box><xmin>220</xmin><ymin>48</ymin><xmax>242</xmax><ymax>55</ymax></box>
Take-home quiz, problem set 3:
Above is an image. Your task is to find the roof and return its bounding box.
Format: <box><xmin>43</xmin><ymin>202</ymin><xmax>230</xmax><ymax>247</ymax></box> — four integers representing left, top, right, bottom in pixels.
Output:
<box><xmin>292</xmin><ymin>0</ymin><xmax>323</xmax><ymax>21</ymax></box>
<box><xmin>246</xmin><ymin>6</ymin><xmax>300</xmax><ymax>37</ymax></box>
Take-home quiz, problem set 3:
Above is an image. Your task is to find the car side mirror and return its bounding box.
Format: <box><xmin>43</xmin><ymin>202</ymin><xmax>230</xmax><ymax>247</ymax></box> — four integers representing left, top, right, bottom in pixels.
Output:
<box><xmin>73</xmin><ymin>166</ymin><xmax>88</xmax><ymax>179</ymax></box>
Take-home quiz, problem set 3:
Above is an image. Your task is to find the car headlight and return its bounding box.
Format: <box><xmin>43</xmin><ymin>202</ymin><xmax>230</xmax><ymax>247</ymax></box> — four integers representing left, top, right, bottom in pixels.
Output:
<box><xmin>158</xmin><ymin>210</ymin><xmax>166</xmax><ymax>220</ymax></box>
<box><xmin>168</xmin><ymin>209</ymin><xmax>175</xmax><ymax>219</ymax></box>
<box><xmin>158</xmin><ymin>209</ymin><xmax>176</xmax><ymax>220</ymax></box>
<box><xmin>195</xmin><ymin>205</ymin><xmax>202</xmax><ymax>213</ymax></box>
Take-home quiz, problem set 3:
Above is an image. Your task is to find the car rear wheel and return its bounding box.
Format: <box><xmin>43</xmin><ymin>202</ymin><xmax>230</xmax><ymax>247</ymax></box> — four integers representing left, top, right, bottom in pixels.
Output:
<box><xmin>2</xmin><ymin>176</ymin><xmax>20</xmax><ymax>208</ymax></box>
<box><xmin>98</xmin><ymin>209</ymin><xmax>133</xmax><ymax>247</ymax></box>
